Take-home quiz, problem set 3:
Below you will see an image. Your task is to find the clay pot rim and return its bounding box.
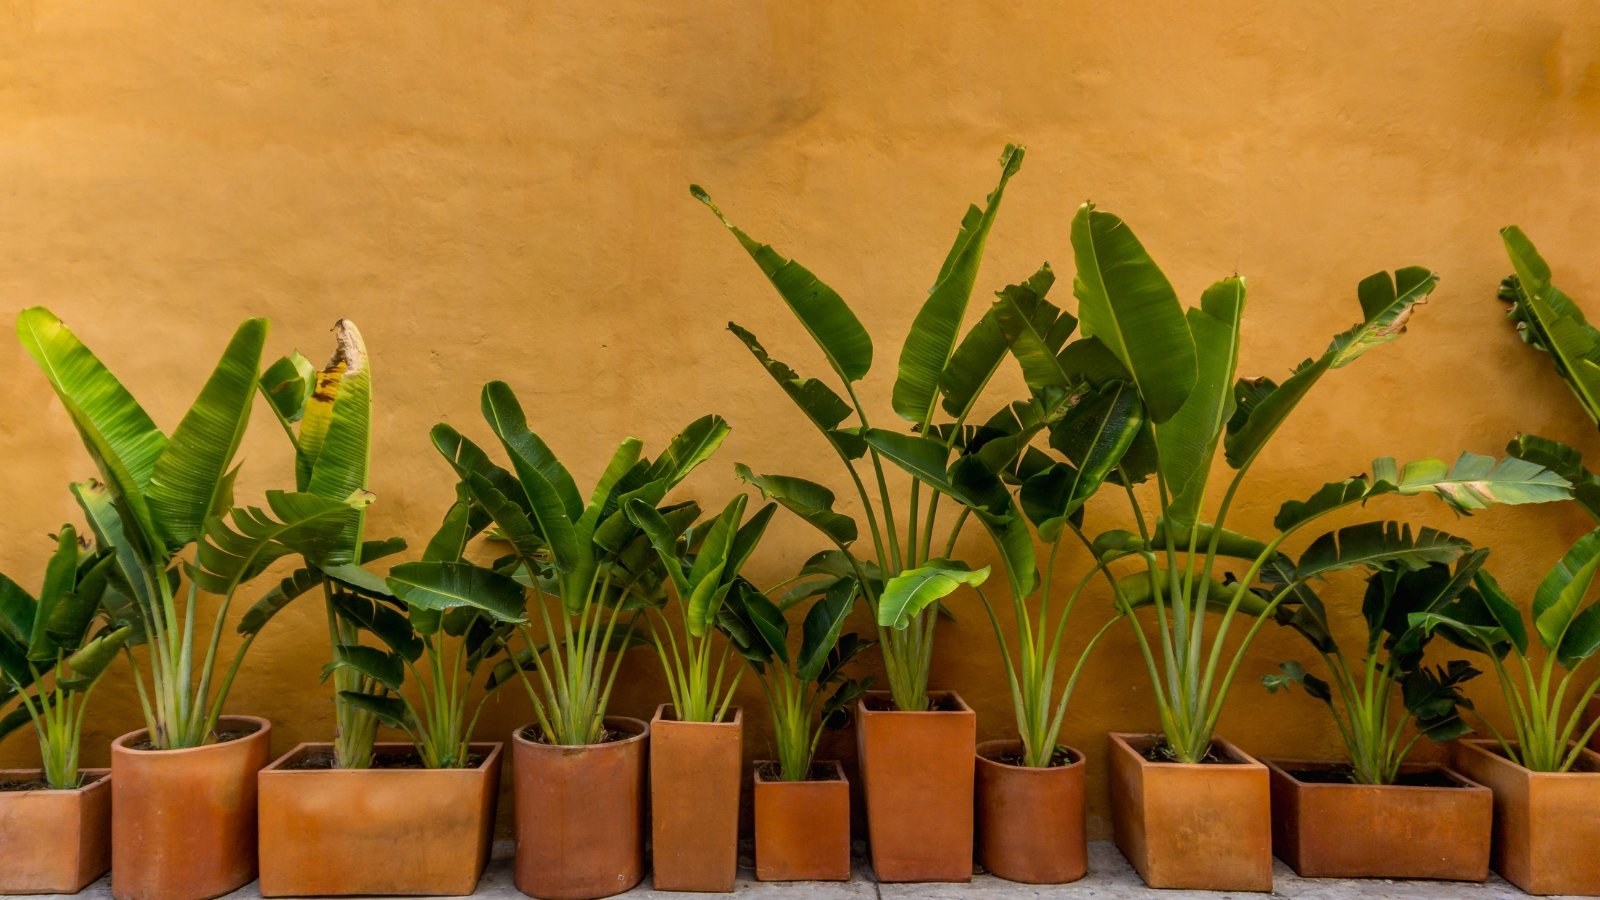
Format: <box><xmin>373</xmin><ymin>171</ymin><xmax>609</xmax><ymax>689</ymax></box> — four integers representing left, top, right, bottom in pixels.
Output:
<box><xmin>110</xmin><ymin>714</ymin><xmax>272</xmax><ymax>756</ymax></box>
<box><xmin>751</xmin><ymin>758</ymin><xmax>848</xmax><ymax>785</ymax></box>
<box><xmin>1263</xmin><ymin>757</ymin><xmax>1487</xmax><ymax>794</ymax></box>
<box><xmin>651</xmin><ymin>703</ymin><xmax>743</xmax><ymax>726</ymax></box>
<box><xmin>857</xmin><ymin>688</ymin><xmax>973</xmax><ymax>716</ymax></box>
<box><xmin>511</xmin><ymin>715</ymin><xmax>650</xmax><ymax>751</ymax></box>
<box><xmin>1457</xmin><ymin>737</ymin><xmax>1600</xmax><ymax>778</ymax></box>
<box><xmin>976</xmin><ymin>738</ymin><xmax>1086</xmax><ymax>773</ymax></box>
<box><xmin>261</xmin><ymin>740</ymin><xmax>503</xmax><ymax>774</ymax></box>
<box><xmin>1109</xmin><ymin>731</ymin><xmax>1266</xmax><ymax>770</ymax></box>
<box><xmin>0</xmin><ymin>767</ymin><xmax>111</xmax><ymax>795</ymax></box>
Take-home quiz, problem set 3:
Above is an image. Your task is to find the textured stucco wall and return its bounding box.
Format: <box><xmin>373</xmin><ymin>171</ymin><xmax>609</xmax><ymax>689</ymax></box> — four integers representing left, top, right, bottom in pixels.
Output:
<box><xmin>3</xmin><ymin>1</ymin><xmax>1600</xmax><ymax>838</ymax></box>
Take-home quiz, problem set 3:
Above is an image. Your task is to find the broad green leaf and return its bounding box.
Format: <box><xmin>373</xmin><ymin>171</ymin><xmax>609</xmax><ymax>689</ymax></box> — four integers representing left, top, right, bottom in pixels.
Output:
<box><xmin>576</xmin><ymin>438</ymin><xmax>646</xmax><ymax>539</ymax></box>
<box><xmin>1501</xmin><ymin>226</ymin><xmax>1600</xmax><ymax>426</ymax></box>
<box><xmin>1223</xmin><ymin>356</ymin><xmax>1332</xmax><ymax>470</ymax></box>
<box><xmin>336</xmin><ymin>690</ymin><xmax>409</xmax><ymax>729</ymax></box>
<box><xmin>69</xmin><ymin>479</ymin><xmax>154</xmax><ymax>616</ymax></box>
<box><xmin>325</xmin><ymin>644</ymin><xmax>404</xmax><ymax>691</ymax></box>
<box><xmin>481</xmin><ymin>382</ymin><xmax>582</xmax><ymax>569</ymax></box>
<box><xmin>1295</xmin><ymin>523</ymin><xmax>1470</xmax><ymax>581</ymax></box>
<box><xmin>991</xmin><ymin>278</ymin><xmax>1078</xmax><ymax>395</ymax></box>
<box><xmin>877</xmin><ymin>559</ymin><xmax>988</xmax><ymax>630</ymax></box>
<box><xmin>1069</xmin><ymin>203</ymin><xmax>1196</xmax><ymax>423</ymax></box>
<box><xmin>331</xmin><ymin>592</ymin><xmax>423</xmax><ymax>662</ymax></box>
<box><xmin>147</xmin><ymin>318</ymin><xmax>268</xmax><ymax>549</ymax></box>
<box><xmin>1275</xmin><ymin>453</ymin><xmax>1572</xmax><ymax>532</ymax></box>
<box><xmin>693</xmin><ymin>186</ymin><xmax>873</xmax><ymax>382</ymax></box>
<box><xmin>893</xmin><ymin>144</ymin><xmax>1024</xmax><ymax>425</ymax></box>
<box><xmin>1033</xmin><ymin>380</ymin><xmax>1143</xmax><ymax>535</ymax></box>
<box><xmin>1532</xmin><ymin>528</ymin><xmax>1600</xmax><ymax>654</ymax></box>
<box><xmin>742</xmin><ymin>587</ymin><xmax>789</xmax><ymax>666</ymax></box>
<box><xmin>624</xmin><ymin>499</ymin><xmax>691</xmax><ymax>595</ymax></box>
<box><xmin>942</xmin><ymin>263</ymin><xmax>1058</xmax><ymax>418</ymax></box>
<box><xmin>1158</xmin><ymin>277</ymin><xmax>1245</xmax><ymax>526</ymax></box>
<box><xmin>1326</xmin><ymin>267</ymin><xmax>1439</xmax><ymax>367</ymax></box>
<box><xmin>646</xmin><ymin>414</ymin><xmax>731</xmax><ymax>488</ymax></box>
<box><xmin>735</xmin><ymin>465</ymin><xmax>857</xmax><ymax>546</ymax></box>
<box><xmin>28</xmin><ymin>527</ymin><xmax>80</xmax><ymax>661</ymax></box>
<box><xmin>797</xmin><ymin>577</ymin><xmax>858</xmax><ymax>681</ymax></box>
<box><xmin>728</xmin><ymin>323</ymin><xmax>866</xmax><ymax>459</ymax></box>
<box><xmin>861</xmin><ymin>430</ymin><xmax>952</xmax><ymax>487</ymax></box>
<box><xmin>0</xmin><ymin>574</ymin><xmax>34</xmax><ymax>648</ymax></box>
<box><xmin>18</xmin><ymin>307</ymin><xmax>169</xmax><ymax>552</ymax></box>
<box><xmin>387</xmin><ymin>561</ymin><xmax>528</xmax><ymax>624</ymax></box>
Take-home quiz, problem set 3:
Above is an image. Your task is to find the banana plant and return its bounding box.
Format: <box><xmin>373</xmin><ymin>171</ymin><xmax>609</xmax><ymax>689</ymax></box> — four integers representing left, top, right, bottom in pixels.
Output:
<box><xmin>1497</xmin><ymin>226</ymin><xmax>1600</xmax><ymax>522</ymax></box>
<box><xmin>252</xmin><ymin>319</ymin><xmax>407</xmax><ymax>769</ymax></box>
<box><xmin>876</xmin><ymin>205</ymin><xmax>1570</xmax><ymax>765</ymax></box>
<box><xmin>413</xmin><ymin>380</ymin><xmax>728</xmax><ymax>746</ymax></box>
<box><xmin>694</xmin><ymin>145</ymin><xmax>1026</xmax><ymax>711</ymax></box>
<box><xmin>627</xmin><ymin>493</ymin><xmax>775</xmax><ymax>723</ymax></box>
<box><xmin>1264</xmin><ymin>551</ymin><xmax>1487</xmax><ymax>784</ymax></box>
<box><xmin>312</xmin><ymin>492</ymin><xmax>528</xmax><ymax>768</ymax></box>
<box><xmin>18</xmin><ymin>308</ymin><xmax>371</xmax><ymax>749</ymax></box>
<box><xmin>721</xmin><ymin>577</ymin><xmax>873</xmax><ymax>781</ymax></box>
<box><xmin>1412</xmin><ymin>529</ymin><xmax>1600</xmax><ymax>772</ymax></box>
<box><xmin>0</xmin><ymin>525</ymin><xmax>131</xmax><ymax>788</ymax></box>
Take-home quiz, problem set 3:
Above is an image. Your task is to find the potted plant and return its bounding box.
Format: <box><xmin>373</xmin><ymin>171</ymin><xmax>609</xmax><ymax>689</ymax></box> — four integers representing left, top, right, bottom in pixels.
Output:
<box><xmin>424</xmin><ymin>380</ymin><xmax>731</xmax><ymax>900</ymax></box>
<box><xmin>692</xmin><ymin>144</ymin><xmax>1025</xmax><ymax>882</ymax></box>
<box><xmin>719</xmin><ymin>574</ymin><xmax>872</xmax><ymax>882</ymax></box>
<box><xmin>0</xmin><ymin>525</ymin><xmax>130</xmax><ymax>894</ymax></box>
<box><xmin>1261</xmin><ymin>553</ymin><xmax>1494</xmax><ymax>880</ymax></box>
<box><xmin>18</xmin><ymin>308</ymin><xmax>369</xmax><ymax>900</ymax></box>
<box><xmin>861</xmin><ymin>263</ymin><xmax>1126</xmax><ymax>884</ymax></box>
<box><xmin>1412</xmin><ymin>530</ymin><xmax>1600</xmax><ymax>895</ymax></box>
<box><xmin>628</xmin><ymin>492</ymin><xmax>773</xmax><ymax>892</ymax></box>
<box><xmin>920</xmin><ymin>205</ymin><xmax>1565</xmax><ymax>890</ymax></box>
<box><xmin>255</xmin><ymin>485</ymin><xmax>521</xmax><ymax>897</ymax></box>
<box><xmin>253</xmin><ymin>321</ymin><xmax>512</xmax><ymax>898</ymax></box>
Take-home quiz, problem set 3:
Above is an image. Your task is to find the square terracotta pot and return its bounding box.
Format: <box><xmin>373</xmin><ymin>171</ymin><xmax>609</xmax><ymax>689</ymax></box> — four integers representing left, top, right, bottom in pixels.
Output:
<box><xmin>752</xmin><ymin>760</ymin><xmax>849</xmax><ymax>882</ymax></box>
<box><xmin>1107</xmin><ymin>732</ymin><xmax>1271</xmax><ymax>891</ymax></box>
<box><xmin>257</xmin><ymin>741</ymin><xmax>501</xmax><ymax>897</ymax></box>
<box><xmin>1452</xmin><ymin>738</ymin><xmax>1600</xmax><ymax>895</ymax></box>
<box><xmin>855</xmin><ymin>690</ymin><xmax>974</xmax><ymax>883</ymax></box>
<box><xmin>649</xmin><ymin>705</ymin><xmax>741</xmax><ymax>892</ymax></box>
<box><xmin>1266</xmin><ymin>758</ymin><xmax>1490</xmax><ymax>880</ymax></box>
<box><xmin>0</xmin><ymin>769</ymin><xmax>111</xmax><ymax>894</ymax></box>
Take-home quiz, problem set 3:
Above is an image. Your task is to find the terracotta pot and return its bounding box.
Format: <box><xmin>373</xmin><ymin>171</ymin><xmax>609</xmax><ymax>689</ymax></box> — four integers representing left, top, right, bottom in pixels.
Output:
<box><xmin>0</xmin><ymin>769</ymin><xmax>111</xmax><ymax>894</ymax></box>
<box><xmin>111</xmin><ymin>715</ymin><xmax>271</xmax><ymax>900</ymax></box>
<box><xmin>649</xmin><ymin>705</ymin><xmax>741</xmax><ymax>892</ymax></box>
<box><xmin>257</xmin><ymin>741</ymin><xmax>501</xmax><ymax>896</ymax></box>
<box><xmin>513</xmin><ymin>717</ymin><xmax>648</xmax><ymax>900</ymax></box>
<box><xmin>752</xmin><ymin>760</ymin><xmax>850</xmax><ymax>882</ymax></box>
<box><xmin>1452</xmin><ymin>738</ymin><xmax>1600</xmax><ymax>895</ymax></box>
<box><xmin>974</xmin><ymin>740</ymin><xmax>1087</xmax><ymax>884</ymax></box>
<box><xmin>855</xmin><ymin>690</ymin><xmax>975</xmax><ymax>883</ymax></box>
<box><xmin>1107</xmin><ymin>732</ymin><xmax>1271</xmax><ymax>891</ymax></box>
<box><xmin>1265</xmin><ymin>758</ymin><xmax>1490</xmax><ymax>880</ymax></box>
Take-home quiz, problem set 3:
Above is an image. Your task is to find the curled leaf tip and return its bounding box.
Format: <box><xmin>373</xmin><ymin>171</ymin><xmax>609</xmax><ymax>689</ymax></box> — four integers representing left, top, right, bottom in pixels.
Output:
<box><xmin>329</xmin><ymin>319</ymin><xmax>366</xmax><ymax>375</ymax></box>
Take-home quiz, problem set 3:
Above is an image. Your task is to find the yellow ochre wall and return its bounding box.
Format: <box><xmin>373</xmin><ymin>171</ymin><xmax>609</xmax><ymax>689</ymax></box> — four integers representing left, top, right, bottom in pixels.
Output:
<box><xmin>3</xmin><ymin>1</ymin><xmax>1600</xmax><ymax>838</ymax></box>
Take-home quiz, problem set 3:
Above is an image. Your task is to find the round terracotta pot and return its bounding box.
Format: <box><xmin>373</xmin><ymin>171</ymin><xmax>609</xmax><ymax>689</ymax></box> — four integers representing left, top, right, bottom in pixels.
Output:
<box><xmin>110</xmin><ymin>715</ymin><xmax>271</xmax><ymax>900</ymax></box>
<box><xmin>975</xmin><ymin>739</ymin><xmax>1088</xmax><ymax>884</ymax></box>
<box><xmin>513</xmin><ymin>717</ymin><xmax>648</xmax><ymax>900</ymax></box>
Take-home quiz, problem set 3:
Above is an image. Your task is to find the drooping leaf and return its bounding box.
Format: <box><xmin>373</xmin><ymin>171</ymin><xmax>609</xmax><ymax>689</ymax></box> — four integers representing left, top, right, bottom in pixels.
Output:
<box><xmin>258</xmin><ymin>351</ymin><xmax>315</xmax><ymax>427</ymax></box>
<box><xmin>1068</xmin><ymin>203</ymin><xmax>1196</xmax><ymax>423</ymax></box>
<box><xmin>336</xmin><ymin>691</ymin><xmax>409</xmax><ymax>729</ymax></box>
<box><xmin>1500</xmin><ymin>226</ymin><xmax>1600</xmax><ymax>427</ymax></box>
<box><xmin>192</xmin><ymin>490</ymin><xmax>368</xmax><ymax>596</ymax></box>
<box><xmin>386</xmin><ymin>561</ymin><xmax>528</xmax><ymax>624</ymax></box>
<box><xmin>893</xmin><ymin>144</ymin><xmax>1024</xmax><ymax>425</ymax></box>
<box><xmin>481</xmin><ymin>382</ymin><xmax>583</xmax><ymax>570</ymax></box>
<box><xmin>1262</xmin><ymin>660</ymin><xmax>1332</xmax><ymax>704</ymax></box>
<box><xmin>1294</xmin><ymin>523</ymin><xmax>1471</xmax><ymax>581</ymax></box>
<box><xmin>693</xmin><ymin>186</ymin><xmax>873</xmax><ymax>382</ymax></box>
<box><xmin>728</xmin><ymin>324</ymin><xmax>865</xmax><ymax>459</ymax></box>
<box><xmin>735</xmin><ymin>465</ymin><xmax>857</xmax><ymax>546</ymax></box>
<box><xmin>877</xmin><ymin>559</ymin><xmax>988</xmax><ymax>630</ymax></box>
<box><xmin>1274</xmin><ymin>453</ymin><xmax>1571</xmax><ymax>532</ymax></box>
<box><xmin>1223</xmin><ymin>356</ymin><xmax>1332</xmax><ymax>470</ymax></box>
<box><xmin>796</xmin><ymin>576</ymin><xmax>858</xmax><ymax>681</ymax></box>
<box><xmin>58</xmin><ymin>626</ymin><xmax>131</xmax><ymax>691</ymax></box>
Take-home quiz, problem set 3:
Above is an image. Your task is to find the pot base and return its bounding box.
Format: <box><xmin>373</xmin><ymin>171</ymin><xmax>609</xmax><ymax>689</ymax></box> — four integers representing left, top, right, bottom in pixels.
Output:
<box><xmin>0</xmin><ymin>769</ymin><xmax>110</xmax><ymax>894</ymax></box>
<box><xmin>1108</xmin><ymin>732</ymin><xmax>1271</xmax><ymax>892</ymax></box>
<box><xmin>1266</xmin><ymin>758</ymin><xmax>1490</xmax><ymax>881</ymax></box>
<box><xmin>257</xmin><ymin>742</ymin><xmax>501</xmax><ymax>896</ymax></box>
